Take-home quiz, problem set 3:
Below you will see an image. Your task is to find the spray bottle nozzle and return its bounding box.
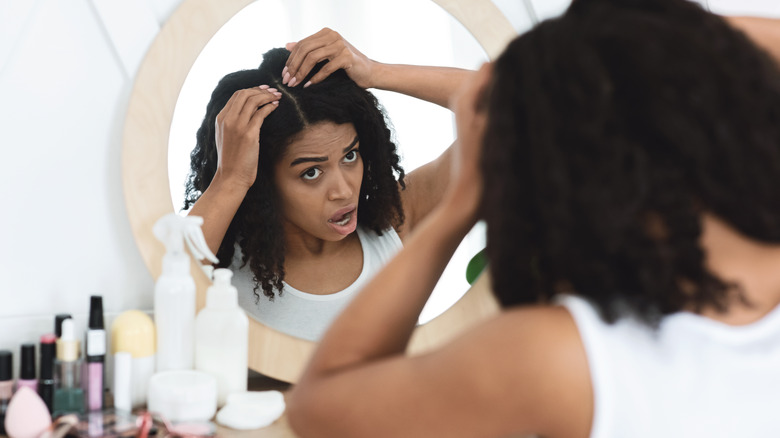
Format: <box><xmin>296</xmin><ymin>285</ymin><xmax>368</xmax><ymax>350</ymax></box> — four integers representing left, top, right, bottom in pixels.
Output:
<box><xmin>153</xmin><ymin>213</ymin><xmax>219</xmax><ymax>265</ymax></box>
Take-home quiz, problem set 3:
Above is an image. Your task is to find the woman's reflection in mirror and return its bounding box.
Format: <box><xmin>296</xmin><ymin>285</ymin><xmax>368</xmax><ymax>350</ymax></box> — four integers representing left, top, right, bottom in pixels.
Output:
<box><xmin>185</xmin><ymin>30</ymin><xmax>472</xmax><ymax>340</ymax></box>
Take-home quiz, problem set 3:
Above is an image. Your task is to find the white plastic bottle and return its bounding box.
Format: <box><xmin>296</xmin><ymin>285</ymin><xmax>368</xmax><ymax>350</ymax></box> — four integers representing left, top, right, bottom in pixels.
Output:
<box><xmin>153</xmin><ymin>213</ymin><xmax>218</xmax><ymax>372</ymax></box>
<box><xmin>195</xmin><ymin>268</ymin><xmax>248</xmax><ymax>407</ymax></box>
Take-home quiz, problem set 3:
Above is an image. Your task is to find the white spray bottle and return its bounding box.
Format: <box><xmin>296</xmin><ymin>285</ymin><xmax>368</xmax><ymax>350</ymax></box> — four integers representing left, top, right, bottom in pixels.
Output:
<box><xmin>153</xmin><ymin>213</ymin><xmax>218</xmax><ymax>372</ymax></box>
<box><xmin>195</xmin><ymin>268</ymin><xmax>248</xmax><ymax>406</ymax></box>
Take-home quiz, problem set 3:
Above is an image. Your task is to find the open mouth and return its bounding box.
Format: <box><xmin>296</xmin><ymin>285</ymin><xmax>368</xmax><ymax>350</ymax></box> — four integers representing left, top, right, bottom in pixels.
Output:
<box><xmin>328</xmin><ymin>212</ymin><xmax>352</xmax><ymax>226</ymax></box>
<box><xmin>327</xmin><ymin>205</ymin><xmax>358</xmax><ymax>235</ymax></box>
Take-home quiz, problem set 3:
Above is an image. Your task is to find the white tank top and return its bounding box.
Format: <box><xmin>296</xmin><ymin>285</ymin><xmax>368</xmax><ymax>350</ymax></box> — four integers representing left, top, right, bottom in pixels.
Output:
<box><xmin>233</xmin><ymin>227</ymin><xmax>402</xmax><ymax>341</ymax></box>
<box><xmin>558</xmin><ymin>294</ymin><xmax>780</xmax><ymax>438</ymax></box>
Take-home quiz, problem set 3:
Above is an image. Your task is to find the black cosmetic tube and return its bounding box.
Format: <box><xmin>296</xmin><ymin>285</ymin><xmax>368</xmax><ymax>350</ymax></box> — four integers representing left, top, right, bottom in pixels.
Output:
<box><xmin>39</xmin><ymin>334</ymin><xmax>56</xmax><ymax>413</ymax></box>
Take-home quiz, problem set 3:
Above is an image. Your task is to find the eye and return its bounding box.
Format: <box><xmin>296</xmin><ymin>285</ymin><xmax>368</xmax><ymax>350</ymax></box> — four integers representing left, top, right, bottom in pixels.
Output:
<box><xmin>343</xmin><ymin>149</ymin><xmax>359</xmax><ymax>163</ymax></box>
<box><xmin>301</xmin><ymin>167</ymin><xmax>322</xmax><ymax>180</ymax></box>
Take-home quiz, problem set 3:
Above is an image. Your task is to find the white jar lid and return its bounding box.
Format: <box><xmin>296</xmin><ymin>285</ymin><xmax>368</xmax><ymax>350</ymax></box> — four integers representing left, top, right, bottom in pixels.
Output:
<box><xmin>147</xmin><ymin>370</ymin><xmax>217</xmax><ymax>422</ymax></box>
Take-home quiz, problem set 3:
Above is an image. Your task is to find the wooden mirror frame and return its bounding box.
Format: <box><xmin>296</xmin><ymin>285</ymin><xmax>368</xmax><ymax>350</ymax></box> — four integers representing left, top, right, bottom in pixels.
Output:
<box><xmin>122</xmin><ymin>0</ymin><xmax>516</xmax><ymax>382</ymax></box>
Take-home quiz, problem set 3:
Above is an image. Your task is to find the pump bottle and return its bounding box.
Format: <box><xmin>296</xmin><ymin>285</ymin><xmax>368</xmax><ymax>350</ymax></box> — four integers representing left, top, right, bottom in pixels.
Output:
<box><xmin>153</xmin><ymin>213</ymin><xmax>218</xmax><ymax>372</ymax></box>
<box><xmin>195</xmin><ymin>269</ymin><xmax>248</xmax><ymax>406</ymax></box>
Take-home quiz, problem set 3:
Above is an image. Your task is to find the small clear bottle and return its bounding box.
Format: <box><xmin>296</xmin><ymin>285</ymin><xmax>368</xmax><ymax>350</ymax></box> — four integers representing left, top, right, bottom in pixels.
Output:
<box><xmin>53</xmin><ymin>318</ymin><xmax>84</xmax><ymax>416</ymax></box>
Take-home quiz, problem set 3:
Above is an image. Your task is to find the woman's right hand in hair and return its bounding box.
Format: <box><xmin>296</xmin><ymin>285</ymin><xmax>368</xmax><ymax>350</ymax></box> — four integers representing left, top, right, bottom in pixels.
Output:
<box><xmin>213</xmin><ymin>85</ymin><xmax>282</xmax><ymax>191</ymax></box>
<box><xmin>187</xmin><ymin>86</ymin><xmax>281</xmax><ymax>259</ymax></box>
<box><xmin>282</xmin><ymin>28</ymin><xmax>375</xmax><ymax>89</ymax></box>
<box><xmin>446</xmin><ymin>63</ymin><xmax>492</xmax><ymax>220</ymax></box>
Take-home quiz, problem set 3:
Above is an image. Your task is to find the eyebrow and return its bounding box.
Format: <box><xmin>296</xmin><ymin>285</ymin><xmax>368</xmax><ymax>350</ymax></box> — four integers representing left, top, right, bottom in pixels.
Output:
<box><xmin>289</xmin><ymin>136</ymin><xmax>360</xmax><ymax>167</ymax></box>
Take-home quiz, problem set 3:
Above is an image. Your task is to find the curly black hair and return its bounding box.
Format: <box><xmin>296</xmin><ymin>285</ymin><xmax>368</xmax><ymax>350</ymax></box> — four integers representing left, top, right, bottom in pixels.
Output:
<box><xmin>184</xmin><ymin>48</ymin><xmax>405</xmax><ymax>300</ymax></box>
<box><xmin>482</xmin><ymin>0</ymin><xmax>780</xmax><ymax>325</ymax></box>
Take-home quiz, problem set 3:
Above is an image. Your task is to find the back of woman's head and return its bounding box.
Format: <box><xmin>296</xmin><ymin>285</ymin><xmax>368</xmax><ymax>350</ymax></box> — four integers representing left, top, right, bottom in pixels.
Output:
<box><xmin>482</xmin><ymin>0</ymin><xmax>780</xmax><ymax>323</ymax></box>
<box><xmin>185</xmin><ymin>48</ymin><xmax>404</xmax><ymax>300</ymax></box>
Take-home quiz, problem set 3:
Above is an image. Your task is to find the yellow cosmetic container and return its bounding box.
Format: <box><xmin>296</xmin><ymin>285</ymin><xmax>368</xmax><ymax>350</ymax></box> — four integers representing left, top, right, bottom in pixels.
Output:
<box><xmin>111</xmin><ymin>310</ymin><xmax>156</xmax><ymax>409</ymax></box>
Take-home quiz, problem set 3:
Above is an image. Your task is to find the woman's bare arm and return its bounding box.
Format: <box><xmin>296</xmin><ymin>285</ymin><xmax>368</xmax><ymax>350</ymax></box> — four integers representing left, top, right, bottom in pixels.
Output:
<box><xmin>726</xmin><ymin>16</ymin><xmax>780</xmax><ymax>62</ymax></box>
<box><xmin>283</xmin><ymin>28</ymin><xmax>471</xmax><ymax>109</ymax></box>
<box><xmin>369</xmin><ymin>63</ymin><xmax>473</xmax><ymax>108</ymax></box>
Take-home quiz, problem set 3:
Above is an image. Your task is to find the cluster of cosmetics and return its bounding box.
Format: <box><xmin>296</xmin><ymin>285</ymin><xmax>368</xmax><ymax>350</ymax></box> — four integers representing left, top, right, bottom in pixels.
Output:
<box><xmin>0</xmin><ymin>296</ymin><xmax>107</xmax><ymax>435</ymax></box>
<box><xmin>1</xmin><ymin>214</ymin><xmax>286</xmax><ymax>436</ymax></box>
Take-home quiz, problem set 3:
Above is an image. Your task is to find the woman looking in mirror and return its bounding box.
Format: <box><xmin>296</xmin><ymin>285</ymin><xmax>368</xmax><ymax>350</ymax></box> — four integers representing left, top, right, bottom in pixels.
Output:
<box><xmin>287</xmin><ymin>0</ymin><xmax>780</xmax><ymax>436</ymax></box>
<box><xmin>185</xmin><ymin>30</ymin><xmax>471</xmax><ymax>340</ymax></box>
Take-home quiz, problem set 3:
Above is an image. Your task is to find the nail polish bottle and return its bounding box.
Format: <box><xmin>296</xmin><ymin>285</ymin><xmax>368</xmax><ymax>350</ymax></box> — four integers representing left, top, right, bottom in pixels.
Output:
<box><xmin>17</xmin><ymin>344</ymin><xmax>37</xmax><ymax>392</ymax></box>
<box><xmin>38</xmin><ymin>334</ymin><xmax>56</xmax><ymax>413</ymax></box>
<box><xmin>53</xmin><ymin>318</ymin><xmax>85</xmax><ymax>416</ymax></box>
<box><xmin>0</xmin><ymin>350</ymin><xmax>13</xmax><ymax>435</ymax></box>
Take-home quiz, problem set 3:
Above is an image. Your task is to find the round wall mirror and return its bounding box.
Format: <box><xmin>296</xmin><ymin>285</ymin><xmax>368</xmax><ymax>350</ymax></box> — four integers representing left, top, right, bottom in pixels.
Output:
<box><xmin>123</xmin><ymin>0</ymin><xmax>515</xmax><ymax>382</ymax></box>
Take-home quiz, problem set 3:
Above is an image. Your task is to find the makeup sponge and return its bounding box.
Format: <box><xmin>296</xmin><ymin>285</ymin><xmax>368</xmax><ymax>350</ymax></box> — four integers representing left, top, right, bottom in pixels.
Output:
<box><xmin>4</xmin><ymin>387</ymin><xmax>52</xmax><ymax>438</ymax></box>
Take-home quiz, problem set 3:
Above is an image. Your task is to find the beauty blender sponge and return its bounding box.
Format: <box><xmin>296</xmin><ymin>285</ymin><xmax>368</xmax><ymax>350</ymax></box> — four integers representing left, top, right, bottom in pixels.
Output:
<box><xmin>4</xmin><ymin>386</ymin><xmax>52</xmax><ymax>438</ymax></box>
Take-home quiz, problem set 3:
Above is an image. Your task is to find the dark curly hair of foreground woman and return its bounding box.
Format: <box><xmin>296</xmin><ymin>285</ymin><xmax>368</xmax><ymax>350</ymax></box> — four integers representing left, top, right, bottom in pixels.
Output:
<box><xmin>482</xmin><ymin>0</ymin><xmax>780</xmax><ymax>325</ymax></box>
<box><xmin>184</xmin><ymin>48</ymin><xmax>405</xmax><ymax>301</ymax></box>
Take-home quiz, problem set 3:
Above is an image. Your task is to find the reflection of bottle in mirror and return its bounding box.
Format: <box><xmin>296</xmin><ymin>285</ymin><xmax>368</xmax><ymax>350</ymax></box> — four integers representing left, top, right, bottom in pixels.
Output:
<box><xmin>195</xmin><ymin>269</ymin><xmax>248</xmax><ymax>407</ymax></box>
<box><xmin>53</xmin><ymin>318</ymin><xmax>85</xmax><ymax>416</ymax></box>
<box><xmin>153</xmin><ymin>213</ymin><xmax>219</xmax><ymax>372</ymax></box>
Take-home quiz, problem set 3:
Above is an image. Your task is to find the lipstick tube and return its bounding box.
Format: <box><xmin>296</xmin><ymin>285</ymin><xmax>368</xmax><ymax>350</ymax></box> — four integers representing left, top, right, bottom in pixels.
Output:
<box><xmin>38</xmin><ymin>334</ymin><xmax>56</xmax><ymax>413</ymax></box>
<box><xmin>85</xmin><ymin>296</ymin><xmax>106</xmax><ymax>411</ymax></box>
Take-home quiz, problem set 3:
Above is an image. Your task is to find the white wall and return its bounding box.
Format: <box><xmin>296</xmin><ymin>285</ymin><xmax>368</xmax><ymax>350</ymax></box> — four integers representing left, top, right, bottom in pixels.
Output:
<box><xmin>0</xmin><ymin>0</ymin><xmax>182</xmax><ymax>376</ymax></box>
<box><xmin>1</xmin><ymin>0</ymin><xmax>778</xmax><ymax>379</ymax></box>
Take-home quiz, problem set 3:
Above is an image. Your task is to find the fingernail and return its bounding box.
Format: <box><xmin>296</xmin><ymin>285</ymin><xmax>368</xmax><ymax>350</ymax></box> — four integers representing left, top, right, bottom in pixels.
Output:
<box><xmin>272</xmin><ymin>100</ymin><xmax>279</xmax><ymax>105</ymax></box>
<box><xmin>259</xmin><ymin>84</ymin><xmax>269</xmax><ymax>89</ymax></box>
<box><xmin>283</xmin><ymin>71</ymin><xmax>290</xmax><ymax>85</ymax></box>
<box><xmin>267</xmin><ymin>88</ymin><xmax>278</xmax><ymax>93</ymax></box>
<box><xmin>273</xmin><ymin>92</ymin><xmax>282</xmax><ymax>97</ymax></box>
<box><xmin>303</xmin><ymin>81</ymin><xmax>312</xmax><ymax>88</ymax></box>
<box><xmin>288</xmin><ymin>77</ymin><xmax>298</xmax><ymax>87</ymax></box>
<box><xmin>282</xmin><ymin>66</ymin><xmax>288</xmax><ymax>77</ymax></box>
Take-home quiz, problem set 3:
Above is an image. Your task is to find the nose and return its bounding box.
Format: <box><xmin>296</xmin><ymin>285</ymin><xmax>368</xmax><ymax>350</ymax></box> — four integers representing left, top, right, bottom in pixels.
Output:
<box><xmin>327</xmin><ymin>168</ymin><xmax>354</xmax><ymax>201</ymax></box>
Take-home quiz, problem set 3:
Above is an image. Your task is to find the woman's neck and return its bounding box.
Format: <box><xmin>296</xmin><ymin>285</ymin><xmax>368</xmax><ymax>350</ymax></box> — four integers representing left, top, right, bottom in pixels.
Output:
<box><xmin>282</xmin><ymin>226</ymin><xmax>364</xmax><ymax>294</ymax></box>
<box><xmin>698</xmin><ymin>213</ymin><xmax>780</xmax><ymax>324</ymax></box>
<box><xmin>282</xmin><ymin>224</ymin><xmax>358</xmax><ymax>259</ymax></box>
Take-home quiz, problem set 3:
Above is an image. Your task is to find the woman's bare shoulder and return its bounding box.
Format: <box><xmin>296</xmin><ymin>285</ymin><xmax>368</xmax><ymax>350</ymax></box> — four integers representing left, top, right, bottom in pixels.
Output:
<box><xmin>289</xmin><ymin>305</ymin><xmax>593</xmax><ymax>438</ymax></box>
<box><xmin>412</xmin><ymin>304</ymin><xmax>594</xmax><ymax>438</ymax></box>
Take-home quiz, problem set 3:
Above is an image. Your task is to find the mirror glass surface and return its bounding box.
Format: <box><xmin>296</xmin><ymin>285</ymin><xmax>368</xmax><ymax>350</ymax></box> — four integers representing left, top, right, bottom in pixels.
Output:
<box><xmin>168</xmin><ymin>0</ymin><xmax>487</xmax><ymax>340</ymax></box>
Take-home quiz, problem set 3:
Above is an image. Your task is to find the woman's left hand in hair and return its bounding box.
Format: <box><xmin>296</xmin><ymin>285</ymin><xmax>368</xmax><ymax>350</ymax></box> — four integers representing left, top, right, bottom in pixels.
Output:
<box><xmin>282</xmin><ymin>28</ymin><xmax>375</xmax><ymax>89</ymax></box>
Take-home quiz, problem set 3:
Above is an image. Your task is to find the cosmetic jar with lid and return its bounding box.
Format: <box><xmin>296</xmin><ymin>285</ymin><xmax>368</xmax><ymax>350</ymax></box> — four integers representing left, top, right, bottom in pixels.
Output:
<box><xmin>147</xmin><ymin>370</ymin><xmax>217</xmax><ymax>422</ymax></box>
